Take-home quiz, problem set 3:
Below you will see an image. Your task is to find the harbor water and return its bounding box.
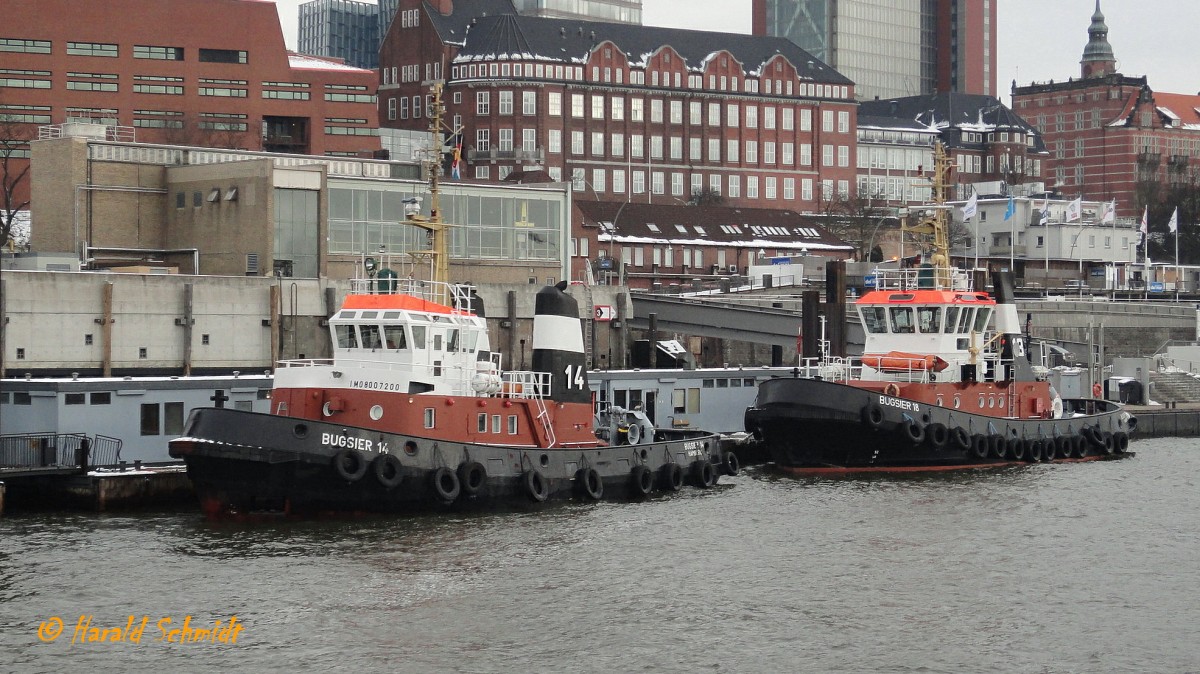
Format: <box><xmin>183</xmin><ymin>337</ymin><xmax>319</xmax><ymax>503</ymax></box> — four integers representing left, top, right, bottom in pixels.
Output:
<box><xmin>2</xmin><ymin>437</ymin><xmax>1198</xmax><ymax>673</ymax></box>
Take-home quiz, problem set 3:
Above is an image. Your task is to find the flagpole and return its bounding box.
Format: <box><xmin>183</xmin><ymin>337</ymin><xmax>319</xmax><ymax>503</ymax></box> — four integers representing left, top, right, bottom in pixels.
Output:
<box><xmin>973</xmin><ymin>216</ymin><xmax>978</xmax><ymax>270</ymax></box>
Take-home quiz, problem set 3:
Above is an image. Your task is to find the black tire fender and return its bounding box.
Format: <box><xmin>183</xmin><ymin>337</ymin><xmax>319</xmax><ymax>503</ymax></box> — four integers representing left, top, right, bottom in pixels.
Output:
<box><xmin>372</xmin><ymin>453</ymin><xmax>404</xmax><ymax>489</ymax></box>
<box><xmin>333</xmin><ymin>449</ymin><xmax>368</xmax><ymax>482</ymax></box>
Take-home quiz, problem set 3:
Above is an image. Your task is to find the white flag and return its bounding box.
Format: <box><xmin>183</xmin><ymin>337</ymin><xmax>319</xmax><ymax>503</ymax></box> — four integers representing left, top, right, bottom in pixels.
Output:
<box><xmin>1140</xmin><ymin>207</ymin><xmax>1148</xmax><ymax>236</ymax></box>
<box><xmin>1101</xmin><ymin>199</ymin><xmax>1116</xmax><ymax>224</ymax></box>
<box><xmin>961</xmin><ymin>190</ymin><xmax>978</xmax><ymax>219</ymax></box>
<box><xmin>1039</xmin><ymin>198</ymin><xmax>1050</xmax><ymax>226</ymax></box>
<box><xmin>1065</xmin><ymin>196</ymin><xmax>1083</xmax><ymax>222</ymax></box>
<box><xmin>1169</xmin><ymin>207</ymin><xmax>1179</xmax><ymax>233</ymax></box>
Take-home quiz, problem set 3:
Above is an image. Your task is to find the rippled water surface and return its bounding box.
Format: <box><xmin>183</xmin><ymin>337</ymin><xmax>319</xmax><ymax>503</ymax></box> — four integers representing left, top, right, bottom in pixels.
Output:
<box><xmin>2</xmin><ymin>438</ymin><xmax>1198</xmax><ymax>673</ymax></box>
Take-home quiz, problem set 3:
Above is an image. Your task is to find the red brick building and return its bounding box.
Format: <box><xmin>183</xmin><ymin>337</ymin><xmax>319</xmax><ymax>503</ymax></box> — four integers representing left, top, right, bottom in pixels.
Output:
<box><xmin>1</xmin><ymin>0</ymin><xmax>381</xmax><ymax>212</ymax></box>
<box><xmin>378</xmin><ymin>0</ymin><xmax>858</xmax><ymax>211</ymax></box>
<box><xmin>1011</xmin><ymin>2</ymin><xmax>1199</xmax><ymax>219</ymax></box>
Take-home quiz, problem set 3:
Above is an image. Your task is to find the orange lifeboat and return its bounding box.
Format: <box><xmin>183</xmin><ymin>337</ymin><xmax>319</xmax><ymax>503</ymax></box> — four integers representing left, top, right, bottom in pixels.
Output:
<box><xmin>862</xmin><ymin>351</ymin><xmax>949</xmax><ymax>373</ymax></box>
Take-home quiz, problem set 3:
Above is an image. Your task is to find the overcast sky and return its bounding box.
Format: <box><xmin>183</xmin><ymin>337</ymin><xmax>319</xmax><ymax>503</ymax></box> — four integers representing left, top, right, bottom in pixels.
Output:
<box><xmin>272</xmin><ymin>0</ymin><xmax>1199</xmax><ymax>101</ymax></box>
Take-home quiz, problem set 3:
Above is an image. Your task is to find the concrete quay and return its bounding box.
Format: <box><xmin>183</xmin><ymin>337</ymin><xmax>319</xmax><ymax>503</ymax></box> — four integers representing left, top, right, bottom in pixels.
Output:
<box><xmin>1124</xmin><ymin>404</ymin><xmax>1200</xmax><ymax>438</ymax></box>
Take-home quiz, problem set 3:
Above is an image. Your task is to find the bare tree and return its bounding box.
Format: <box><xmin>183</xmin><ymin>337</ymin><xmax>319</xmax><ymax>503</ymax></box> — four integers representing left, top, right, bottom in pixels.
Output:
<box><xmin>815</xmin><ymin>189</ymin><xmax>896</xmax><ymax>261</ymax></box>
<box><xmin>688</xmin><ymin>186</ymin><xmax>725</xmax><ymax>206</ymax></box>
<box><xmin>0</xmin><ymin>106</ymin><xmax>32</xmax><ymax>248</ymax></box>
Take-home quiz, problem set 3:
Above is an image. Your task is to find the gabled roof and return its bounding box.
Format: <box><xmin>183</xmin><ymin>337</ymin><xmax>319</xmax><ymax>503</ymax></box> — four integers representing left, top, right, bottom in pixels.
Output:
<box><xmin>859</xmin><ymin>92</ymin><xmax>1045</xmax><ymax>152</ymax></box>
<box><xmin>1149</xmin><ymin>92</ymin><xmax>1200</xmax><ymax>130</ymax></box>
<box><xmin>435</xmin><ymin>10</ymin><xmax>849</xmax><ymax>84</ymax></box>
<box><xmin>424</xmin><ymin>0</ymin><xmax>519</xmax><ymax>46</ymax></box>
<box><xmin>575</xmin><ymin>201</ymin><xmax>854</xmax><ymax>253</ymax></box>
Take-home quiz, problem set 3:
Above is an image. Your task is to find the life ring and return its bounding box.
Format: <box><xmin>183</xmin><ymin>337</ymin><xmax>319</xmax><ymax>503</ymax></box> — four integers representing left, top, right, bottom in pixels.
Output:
<box><xmin>430</xmin><ymin>466</ymin><xmax>461</xmax><ymax>502</ymax></box>
<box><xmin>862</xmin><ymin>401</ymin><xmax>885</xmax><ymax>429</ymax></box>
<box><xmin>925</xmin><ymin>423</ymin><xmax>949</xmax><ymax>450</ymax></box>
<box><xmin>576</xmin><ymin>467</ymin><xmax>604</xmax><ymax>500</ymax></box>
<box><xmin>372</xmin><ymin>453</ymin><xmax>404</xmax><ymax>489</ymax></box>
<box><xmin>883</xmin><ymin>383</ymin><xmax>901</xmax><ymax>398</ymax></box>
<box><xmin>971</xmin><ymin>434</ymin><xmax>989</xmax><ymax>459</ymax></box>
<box><xmin>630</xmin><ymin>465</ymin><xmax>654</xmax><ymax>496</ymax></box>
<box><xmin>1051</xmin><ymin>396</ymin><xmax>1064</xmax><ymax>419</ymax></box>
<box><xmin>1027</xmin><ymin>439</ymin><xmax>1043</xmax><ymax>462</ymax></box>
<box><xmin>659</xmin><ymin>462</ymin><xmax>684</xmax><ymax>491</ymax></box>
<box><xmin>1092</xmin><ymin>382</ymin><xmax>1103</xmax><ymax>399</ymax></box>
<box><xmin>523</xmin><ymin>468</ymin><xmax>549</xmax><ymax>502</ymax></box>
<box><xmin>950</xmin><ymin>427</ymin><xmax>971</xmax><ymax>451</ymax></box>
<box><xmin>721</xmin><ymin>451</ymin><xmax>741</xmax><ymax>476</ymax></box>
<box><xmin>333</xmin><ymin>449</ymin><xmax>368</xmax><ymax>482</ymax></box>
<box><xmin>986</xmin><ymin>434</ymin><xmax>1004</xmax><ymax>458</ymax></box>
<box><xmin>457</xmin><ymin>461</ymin><xmax>487</xmax><ymax>496</ymax></box>
<box><xmin>1113</xmin><ymin>431</ymin><xmax>1129</xmax><ymax>453</ymax></box>
<box><xmin>626</xmin><ymin>422</ymin><xmax>642</xmax><ymax>445</ymax></box>
<box><xmin>691</xmin><ymin>460</ymin><xmax>716</xmax><ymax>488</ymax></box>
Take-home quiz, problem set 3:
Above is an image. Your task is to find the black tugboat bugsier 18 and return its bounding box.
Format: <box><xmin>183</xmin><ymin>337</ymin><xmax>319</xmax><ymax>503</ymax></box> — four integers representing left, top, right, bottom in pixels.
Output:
<box><xmin>744</xmin><ymin>144</ymin><xmax>1136</xmax><ymax>474</ymax></box>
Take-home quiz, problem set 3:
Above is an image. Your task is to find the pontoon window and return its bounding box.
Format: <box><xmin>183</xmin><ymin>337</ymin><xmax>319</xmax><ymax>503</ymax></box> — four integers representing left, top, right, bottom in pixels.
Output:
<box><xmin>944</xmin><ymin>307</ymin><xmax>960</xmax><ymax>334</ymax></box>
<box><xmin>360</xmin><ymin>324</ymin><xmax>383</xmax><ymax>349</ymax></box>
<box><xmin>916</xmin><ymin>307</ymin><xmax>941</xmax><ymax>333</ymax></box>
<box><xmin>972</xmin><ymin>307</ymin><xmax>992</xmax><ymax>333</ymax></box>
<box><xmin>384</xmin><ymin>325</ymin><xmax>407</xmax><ymax>349</ymax></box>
<box><xmin>411</xmin><ymin>325</ymin><xmax>426</xmax><ymax>348</ymax></box>
<box><xmin>889</xmin><ymin>307</ymin><xmax>914</xmax><ymax>333</ymax></box>
<box><xmin>335</xmin><ymin>324</ymin><xmax>359</xmax><ymax>349</ymax></box>
<box><xmin>860</xmin><ymin>306</ymin><xmax>888</xmax><ymax>334</ymax></box>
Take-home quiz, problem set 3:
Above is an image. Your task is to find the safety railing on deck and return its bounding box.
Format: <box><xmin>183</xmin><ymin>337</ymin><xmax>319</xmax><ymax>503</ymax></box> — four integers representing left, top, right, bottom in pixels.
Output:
<box><xmin>0</xmin><ymin>433</ymin><xmax>123</xmax><ymax>470</ymax></box>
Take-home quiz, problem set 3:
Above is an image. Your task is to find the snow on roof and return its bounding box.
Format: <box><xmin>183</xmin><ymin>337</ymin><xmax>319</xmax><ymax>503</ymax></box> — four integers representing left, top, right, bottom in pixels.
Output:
<box><xmin>1157</xmin><ymin>106</ymin><xmax>1180</xmax><ymax>121</ymax></box>
<box><xmin>597</xmin><ymin>233</ymin><xmax>850</xmax><ymax>251</ymax></box>
<box><xmin>288</xmin><ymin>52</ymin><xmax>374</xmax><ymax>73</ymax></box>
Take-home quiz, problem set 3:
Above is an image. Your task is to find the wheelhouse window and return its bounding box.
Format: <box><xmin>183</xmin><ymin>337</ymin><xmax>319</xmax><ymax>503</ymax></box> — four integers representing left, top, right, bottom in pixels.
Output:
<box><xmin>360</xmin><ymin>324</ymin><xmax>382</xmax><ymax>349</ymax></box>
<box><xmin>411</xmin><ymin>325</ymin><xmax>427</xmax><ymax>349</ymax></box>
<box><xmin>861</xmin><ymin>306</ymin><xmax>888</xmax><ymax>334</ymax></box>
<box><xmin>888</xmin><ymin>307</ymin><xmax>914</xmax><ymax>333</ymax></box>
<box><xmin>384</xmin><ymin>325</ymin><xmax>407</xmax><ymax>349</ymax></box>
<box><xmin>972</xmin><ymin>308</ymin><xmax>992</xmax><ymax>334</ymax></box>
<box><xmin>945</xmin><ymin>307</ymin><xmax>960</xmax><ymax>334</ymax></box>
<box><xmin>334</xmin><ymin>324</ymin><xmax>359</xmax><ymax>349</ymax></box>
<box><xmin>916</xmin><ymin>307</ymin><xmax>941</xmax><ymax>333</ymax></box>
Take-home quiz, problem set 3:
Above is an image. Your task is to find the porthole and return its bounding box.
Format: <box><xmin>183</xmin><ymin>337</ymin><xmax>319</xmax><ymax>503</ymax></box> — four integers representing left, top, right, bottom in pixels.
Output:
<box><xmin>404</xmin><ymin>440</ymin><xmax>418</xmax><ymax>456</ymax></box>
<box><xmin>322</xmin><ymin>402</ymin><xmax>334</xmax><ymax>417</ymax></box>
<box><xmin>953</xmin><ymin>395</ymin><xmax>961</xmax><ymax>409</ymax></box>
<box><xmin>998</xmin><ymin>395</ymin><xmax>1005</xmax><ymax>407</ymax></box>
<box><xmin>539</xmin><ymin>453</ymin><xmax>550</xmax><ymax>467</ymax></box>
<box><xmin>369</xmin><ymin>405</ymin><xmax>384</xmax><ymax>421</ymax></box>
<box><xmin>293</xmin><ymin>423</ymin><xmax>308</xmax><ymax>438</ymax></box>
<box><xmin>978</xmin><ymin>395</ymin><xmax>985</xmax><ymax>408</ymax></box>
<box><xmin>935</xmin><ymin>395</ymin><xmax>944</xmax><ymax>407</ymax></box>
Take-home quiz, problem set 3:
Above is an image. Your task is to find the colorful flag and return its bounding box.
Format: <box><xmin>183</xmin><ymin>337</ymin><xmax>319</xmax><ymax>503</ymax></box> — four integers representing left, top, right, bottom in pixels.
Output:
<box><xmin>451</xmin><ymin>140</ymin><xmax>462</xmax><ymax>180</ymax></box>
<box><xmin>961</xmin><ymin>189</ymin><xmax>978</xmax><ymax>219</ymax></box>
<box><xmin>1169</xmin><ymin>207</ymin><xmax>1179</xmax><ymax>233</ymax></box>
<box><xmin>1065</xmin><ymin>196</ymin><xmax>1083</xmax><ymax>222</ymax></box>
<box><xmin>1140</xmin><ymin>206</ymin><xmax>1148</xmax><ymax>244</ymax></box>
<box><xmin>1101</xmin><ymin>199</ymin><xmax>1116</xmax><ymax>224</ymax></box>
<box><xmin>1039</xmin><ymin>198</ymin><xmax>1051</xmax><ymax>226</ymax></box>
<box><xmin>1003</xmin><ymin>195</ymin><xmax>1015</xmax><ymax>221</ymax></box>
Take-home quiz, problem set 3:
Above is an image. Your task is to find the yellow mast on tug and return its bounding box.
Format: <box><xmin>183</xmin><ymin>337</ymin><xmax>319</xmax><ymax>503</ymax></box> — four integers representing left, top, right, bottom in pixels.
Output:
<box><xmin>400</xmin><ymin>82</ymin><xmax>453</xmax><ymax>304</ymax></box>
<box><xmin>901</xmin><ymin>141</ymin><xmax>955</xmax><ymax>289</ymax></box>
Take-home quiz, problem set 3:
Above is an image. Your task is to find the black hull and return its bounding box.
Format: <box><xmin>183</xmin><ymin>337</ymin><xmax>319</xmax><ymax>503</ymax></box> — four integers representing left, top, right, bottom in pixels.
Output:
<box><xmin>744</xmin><ymin>378</ymin><xmax>1136</xmax><ymax>474</ymax></box>
<box><xmin>169</xmin><ymin>408</ymin><xmax>731</xmax><ymax>518</ymax></box>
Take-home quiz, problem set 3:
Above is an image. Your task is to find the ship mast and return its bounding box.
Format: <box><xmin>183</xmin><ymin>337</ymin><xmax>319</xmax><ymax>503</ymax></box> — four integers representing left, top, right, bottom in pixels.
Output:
<box><xmin>901</xmin><ymin>141</ymin><xmax>955</xmax><ymax>289</ymax></box>
<box><xmin>402</xmin><ymin>82</ymin><xmax>452</xmax><ymax>304</ymax></box>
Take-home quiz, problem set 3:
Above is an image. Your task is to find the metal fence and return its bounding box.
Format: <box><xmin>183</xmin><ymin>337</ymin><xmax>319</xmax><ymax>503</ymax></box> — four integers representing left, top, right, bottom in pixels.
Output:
<box><xmin>0</xmin><ymin>433</ymin><xmax>123</xmax><ymax>470</ymax></box>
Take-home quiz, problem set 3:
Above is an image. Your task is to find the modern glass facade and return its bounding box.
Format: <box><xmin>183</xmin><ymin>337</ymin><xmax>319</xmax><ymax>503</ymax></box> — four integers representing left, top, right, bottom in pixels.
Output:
<box><xmin>510</xmin><ymin>0</ymin><xmax>642</xmax><ymax>24</ymax></box>
<box><xmin>298</xmin><ymin>0</ymin><xmax>380</xmax><ymax>70</ymax></box>
<box><xmin>763</xmin><ymin>0</ymin><xmax>923</xmax><ymax>100</ymax></box>
<box><xmin>327</xmin><ymin>180</ymin><xmax>567</xmax><ymax>270</ymax></box>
